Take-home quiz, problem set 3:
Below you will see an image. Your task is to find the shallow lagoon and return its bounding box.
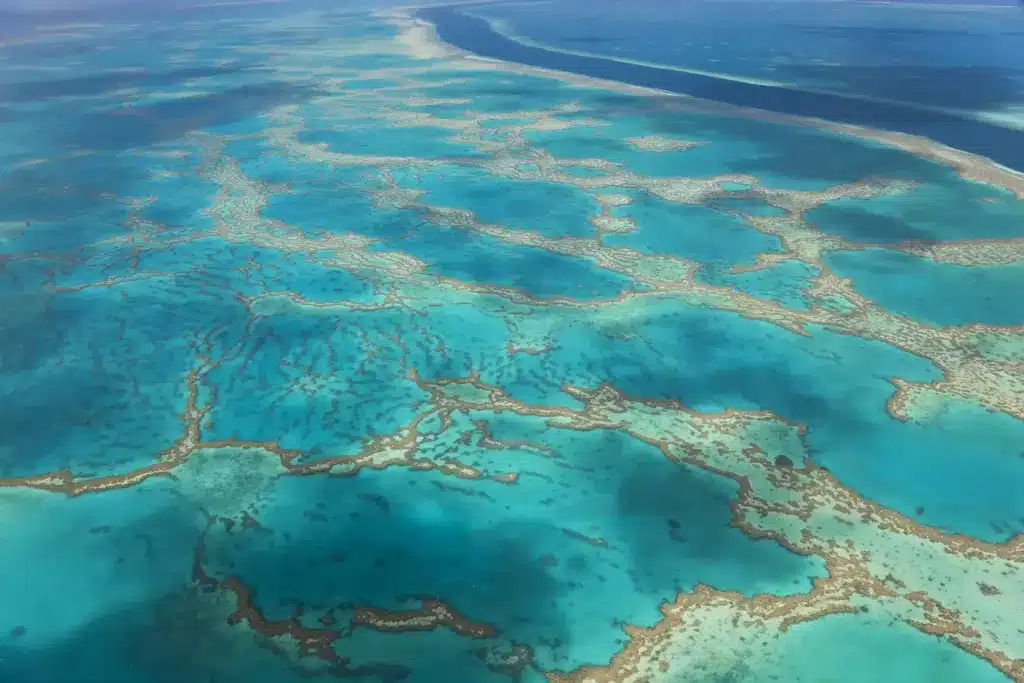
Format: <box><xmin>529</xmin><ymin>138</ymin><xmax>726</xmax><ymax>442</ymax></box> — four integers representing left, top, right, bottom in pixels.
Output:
<box><xmin>0</xmin><ymin>5</ymin><xmax>1021</xmax><ymax>683</ymax></box>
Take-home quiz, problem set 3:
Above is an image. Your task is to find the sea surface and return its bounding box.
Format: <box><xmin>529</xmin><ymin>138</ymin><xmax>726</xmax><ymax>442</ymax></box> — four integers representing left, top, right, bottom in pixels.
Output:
<box><xmin>427</xmin><ymin>0</ymin><xmax>1024</xmax><ymax>170</ymax></box>
<box><xmin>469</xmin><ymin>0</ymin><xmax>1024</xmax><ymax>114</ymax></box>
<box><xmin>0</xmin><ymin>2</ymin><xmax>1022</xmax><ymax>683</ymax></box>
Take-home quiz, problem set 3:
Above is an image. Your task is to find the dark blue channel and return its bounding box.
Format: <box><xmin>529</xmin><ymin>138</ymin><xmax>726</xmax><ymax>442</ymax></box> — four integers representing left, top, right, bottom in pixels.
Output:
<box><xmin>418</xmin><ymin>5</ymin><xmax>1024</xmax><ymax>172</ymax></box>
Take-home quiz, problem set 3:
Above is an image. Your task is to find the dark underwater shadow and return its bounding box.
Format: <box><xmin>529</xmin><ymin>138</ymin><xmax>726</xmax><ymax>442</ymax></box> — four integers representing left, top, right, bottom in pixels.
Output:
<box><xmin>0</xmin><ymin>583</ymin><xmax>289</xmax><ymax>683</ymax></box>
<box><xmin>0</xmin><ymin>264</ymin><xmax>90</xmax><ymax>371</ymax></box>
<box><xmin>579</xmin><ymin>304</ymin><xmax>876</xmax><ymax>443</ymax></box>
<box><xmin>0</xmin><ymin>273</ymin><xmax>250</xmax><ymax>479</ymax></box>
<box><xmin>589</xmin><ymin>427</ymin><xmax>820</xmax><ymax>596</ymax></box>
<box><xmin>0</xmin><ymin>159</ymin><xmax>144</xmax><ymax>224</ymax></box>
<box><xmin>805</xmin><ymin>202</ymin><xmax>939</xmax><ymax>243</ymax></box>
<box><xmin>0</xmin><ymin>480</ymin><xmax>570</xmax><ymax>682</ymax></box>
<box><xmin>614</xmin><ymin>456</ymin><xmax>795</xmax><ymax>582</ymax></box>
<box><xmin>0</xmin><ymin>283</ymin><xmax>91</xmax><ymax>478</ymax></box>
<box><xmin>216</xmin><ymin>479</ymin><xmax>569</xmax><ymax>648</ymax></box>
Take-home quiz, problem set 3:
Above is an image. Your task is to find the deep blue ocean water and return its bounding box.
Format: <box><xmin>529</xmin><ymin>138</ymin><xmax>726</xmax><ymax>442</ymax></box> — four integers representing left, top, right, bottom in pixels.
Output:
<box><xmin>424</xmin><ymin>0</ymin><xmax>1024</xmax><ymax>171</ymax></box>
<box><xmin>470</xmin><ymin>0</ymin><xmax>1024</xmax><ymax>113</ymax></box>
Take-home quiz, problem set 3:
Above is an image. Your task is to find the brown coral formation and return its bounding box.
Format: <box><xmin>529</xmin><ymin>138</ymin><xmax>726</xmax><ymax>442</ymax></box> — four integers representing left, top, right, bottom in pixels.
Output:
<box><xmin>353</xmin><ymin>599</ymin><xmax>496</xmax><ymax>638</ymax></box>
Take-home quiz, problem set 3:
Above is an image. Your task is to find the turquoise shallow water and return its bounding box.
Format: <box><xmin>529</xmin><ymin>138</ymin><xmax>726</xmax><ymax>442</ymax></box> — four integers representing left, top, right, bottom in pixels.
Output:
<box><xmin>603</xmin><ymin>192</ymin><xmax>781</xmax><ymax>267</ymax></box>
<box><xmin>697</xmin><ymin>260</ymin><xmax>819</xmax><ymax>310</ymax></box>
<box><xmin>757</xmin><ymin>612</ymin><xmax>1013</xmax><ymax>683</ymax></box>
<box><xmin>522</xmin><ymin>110</ymin><xmax>952</xmax><ymax>190</ymax></box>
<box><xmin>808</xmin><ymin>179</ymin><xmax>1024</xmax><ymax>243</ymax></box>
<box><xmin>827</xmin><ymin>250</ymin><xmax>1024</xmax><ymax>326</ymax></box>
<box><xmin>0</xmin><ymin>5</ymin><xmax>1022</xmax><ymax>683</ymax></box>
<box><xmin>300</xmin><ymin>125</ymin><xmax>485</xmax><ymax>160</ymax></box>
<box><xmin>395</xmin><ymin>164</ymin><xmax>600</xmax><ymax>239</ymax></box>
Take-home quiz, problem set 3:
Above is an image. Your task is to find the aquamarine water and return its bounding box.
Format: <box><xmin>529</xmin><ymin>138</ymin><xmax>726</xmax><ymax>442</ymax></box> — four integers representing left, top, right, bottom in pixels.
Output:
<box><xmin>0</xmin><ymin>4</ymin><xmax>1022</xmax><ymax>683</ymax></box>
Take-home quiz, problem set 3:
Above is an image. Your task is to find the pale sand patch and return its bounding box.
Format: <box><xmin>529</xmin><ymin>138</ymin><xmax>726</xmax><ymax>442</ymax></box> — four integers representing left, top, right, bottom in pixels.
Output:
<box><xmin>625</xmin><ymin>135</ymin><xmax>706</xmax><ymax>152</ymax></box>
<box><xmin>596</xmin><ymin>193</ymin><xmax>633</xmax><ymax>207</ymax></box>
<box><xmin>392</xmin><ymin>11</ymin><xmax>1024</xmax><ymax>198</ymax></box>
<box><xmin>393</xmin><ymin>17</ymin><xmax>453</xmax><ymax>59</ymax></box>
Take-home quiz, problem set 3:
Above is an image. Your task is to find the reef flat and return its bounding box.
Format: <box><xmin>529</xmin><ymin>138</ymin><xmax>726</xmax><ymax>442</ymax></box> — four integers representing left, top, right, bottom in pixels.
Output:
<box><xmin>0</xmin><ymin>5</ymin><xmax>1022</xmax><ymax>683</ymax></box>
